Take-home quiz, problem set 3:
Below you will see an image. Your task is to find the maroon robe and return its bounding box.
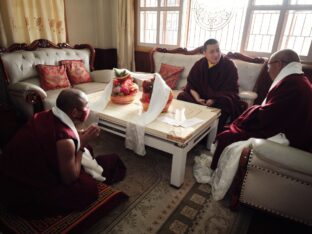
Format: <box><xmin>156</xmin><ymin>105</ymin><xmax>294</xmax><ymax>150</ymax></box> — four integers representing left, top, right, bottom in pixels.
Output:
<box><xmin>177</xmin><ymin>56</ymin><xmax>241</xmax><ymax>132</ymax></box>
<box><xmin>0</xmin><ymin>110</ymin><xmax>126</xmax><ymax>216</ymax></box>
<box><xmin>211</xmin><ymin>74</ymin><xmax>312</xmax><ymax>169</ymax></box>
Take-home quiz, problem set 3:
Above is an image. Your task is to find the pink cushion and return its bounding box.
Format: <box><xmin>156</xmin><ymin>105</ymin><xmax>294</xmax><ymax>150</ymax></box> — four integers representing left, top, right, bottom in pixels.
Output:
<box><xmin>60</xmin><ymin>60</ymin><xmax>92</xmax><ymax>85</ymax></box>
<box><xmin>159</xmin><ymin>63</ymin><xmax>184</xmax><ymax>89</ymax></box>
<box><xmin>36</xmin><ymin>64</ymin><xmax>71</xmax><ymax>90</ymax></box>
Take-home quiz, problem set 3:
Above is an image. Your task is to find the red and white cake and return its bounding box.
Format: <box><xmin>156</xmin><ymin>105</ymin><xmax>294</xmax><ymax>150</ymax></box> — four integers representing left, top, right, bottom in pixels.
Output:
<box><xmin>111</xmin><ymin>69</ymin><xmax>138</xmax><ymax>104</ymax></box>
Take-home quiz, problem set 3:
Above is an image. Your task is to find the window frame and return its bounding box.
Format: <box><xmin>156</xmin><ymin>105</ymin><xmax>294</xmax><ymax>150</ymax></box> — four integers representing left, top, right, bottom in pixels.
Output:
<box><xmin>136</xmin><ymin>0</ymin><xmax>312</xmax><ymax>61</ymax></box>
<box><xmin>241</xmin><ymin>0</ymin><xmax>312</xmax><ymax>61</ymax></box>
<box><xmin>136</xmin><ymin>0</ymin><xmax>184</xmax><ymax>48</ymax></box>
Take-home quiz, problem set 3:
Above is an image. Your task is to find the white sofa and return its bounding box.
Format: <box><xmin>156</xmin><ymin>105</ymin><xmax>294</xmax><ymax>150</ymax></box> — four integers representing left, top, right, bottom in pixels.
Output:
<box><xmin>235</xmin><ymin>139</ymin><xmax>312</xmax><ymax>225</ymax></box>
<box><xmin>149</xmin><ymin>48</ymin><xmax>267</xmax><ymax>106</ymax></box>
<box><xmin>0</xmin><ymin>39</ymin><xmax>113</xmax><ymax>118</ymax></box>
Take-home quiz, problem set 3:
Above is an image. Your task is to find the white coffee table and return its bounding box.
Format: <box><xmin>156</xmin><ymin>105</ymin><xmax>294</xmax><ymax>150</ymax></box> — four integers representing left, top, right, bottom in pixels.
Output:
<box><xmin>89</xmin><ymin>92</ymin><xmax>220</xmax><ymax>188</ymax></box>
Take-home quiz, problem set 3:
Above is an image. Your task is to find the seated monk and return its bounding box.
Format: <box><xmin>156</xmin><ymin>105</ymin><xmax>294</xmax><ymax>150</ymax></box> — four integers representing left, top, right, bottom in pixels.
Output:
<box><xmin>0</xmin><ymin>89</ymin><xmax>126</xmax><ymax>216</ymax></box>
<box><xmin>211</xmin><ymin>49</ymin><xmax>312</xmax><ymax>170</ymax></box>
<box><xmin>177</xmin><ymin>38</ymin><xmax>241</xmax><ymax>132</ymax></box>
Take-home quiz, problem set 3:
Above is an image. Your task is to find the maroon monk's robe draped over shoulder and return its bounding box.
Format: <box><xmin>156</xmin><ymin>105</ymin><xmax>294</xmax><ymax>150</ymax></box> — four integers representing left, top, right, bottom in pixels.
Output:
<box><xmin>211</xmin><ymin>74</ymin><xmax>312</xmax><ymax>169</ymax></box>
<box><xmin>0</xmin><ymin>111</ymin><xmax>103</xmax><ymax>215</ymax></box>
<box><xmin>177</xmin><ymin>56</ymin><xmax>241</xmax><ymax>132</ymax></box>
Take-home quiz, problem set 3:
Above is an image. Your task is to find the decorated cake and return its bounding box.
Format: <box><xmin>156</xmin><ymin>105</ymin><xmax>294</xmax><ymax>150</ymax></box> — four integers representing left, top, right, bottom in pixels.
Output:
<box><xmin>140</xmin><ymin>78</ymin><xmax>173</xmax><ymax>112</ymax></box>
<box><xmin>111</xmin><ymin>69</ymin><xmax>138</xmax><ymax>104</ymax></box>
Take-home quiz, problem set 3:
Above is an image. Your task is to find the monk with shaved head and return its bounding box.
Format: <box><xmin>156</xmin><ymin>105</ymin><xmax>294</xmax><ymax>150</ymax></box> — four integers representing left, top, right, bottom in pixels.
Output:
<box><xmin>0</xmin><ymin>89</ymin><xmax>126</xmax><ymax>215</ymax></box>
<box><xmin>211</xmin><ymin>49</ymin><xmax>312</xmax><ymax>169</ymax></box>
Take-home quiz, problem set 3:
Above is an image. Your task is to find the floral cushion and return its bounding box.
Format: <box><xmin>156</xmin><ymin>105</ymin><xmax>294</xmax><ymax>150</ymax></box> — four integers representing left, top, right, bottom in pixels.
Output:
<box><xmin>159</xmin><ymin>63</ymin><xmax>184</xmax><ymax>89</ymax></box>
<box><xmin>36</xmin><ymin>64</ymin><xmax>71</xmax><ymax>90</ymax></box>
<box><xmin>60</xmin><ymin>60</ymin><xmax>92</xmax><ymax>85</ymax></box>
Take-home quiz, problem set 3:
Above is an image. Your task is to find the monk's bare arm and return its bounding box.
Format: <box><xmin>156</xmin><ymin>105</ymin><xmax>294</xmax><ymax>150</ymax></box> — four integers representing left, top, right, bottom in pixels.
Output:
<box><xmin>56</xmin><ymin>139</ymin><xmax>82</xmax><ymax>185</ymax></box>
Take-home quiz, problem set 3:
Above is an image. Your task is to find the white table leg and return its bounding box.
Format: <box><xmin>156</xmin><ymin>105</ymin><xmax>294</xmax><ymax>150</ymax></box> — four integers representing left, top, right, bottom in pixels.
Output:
<box><xmin>206</xmin><ymin>118</ymin><xmax>219</xmax><ymax>150</ymax></box>
<box><xmin>170</xmin><ymin>147</ymin><xmax>187</xmax><ymax>188</ymax></box>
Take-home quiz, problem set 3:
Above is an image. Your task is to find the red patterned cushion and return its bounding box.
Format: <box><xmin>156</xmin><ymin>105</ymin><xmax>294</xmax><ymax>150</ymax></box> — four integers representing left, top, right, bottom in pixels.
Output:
<box><xmin>159</xmin><ymin>63</ymin><xmax>184</xmax><ymax>89</ymax></box>
<box><xmin>36</xmin><ymin>64</ymin><xmax>71</xmax><ymax>90</ymax></box>
<box><xmin>60</xmin><ymin>60</ymin><xmax>92</xmax><ymax>85</ymax></box>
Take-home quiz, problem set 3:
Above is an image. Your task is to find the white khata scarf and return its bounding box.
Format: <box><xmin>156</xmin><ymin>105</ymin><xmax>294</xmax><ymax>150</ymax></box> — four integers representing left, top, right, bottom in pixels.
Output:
<box><xmin>89</xmin><ymin>69</ymin><xmax>170</xmax><ymax>156</ymax></box>
<box><xmin>52</xmin><ymin>107</ymin><xmax>106</xmax><ymax>182</ymax></box>
<box><xmin>262</xmin><ymin>62</ymin><xmax>303</xmax><ymax>105</ymax></box>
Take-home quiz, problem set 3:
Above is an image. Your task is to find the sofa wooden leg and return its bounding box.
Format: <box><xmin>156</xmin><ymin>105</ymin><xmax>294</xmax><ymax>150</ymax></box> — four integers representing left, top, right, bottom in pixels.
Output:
<box><xmin>230</xmin><ymin>147</ymin><xmax>252</xmax><ymax>211</ymax></box>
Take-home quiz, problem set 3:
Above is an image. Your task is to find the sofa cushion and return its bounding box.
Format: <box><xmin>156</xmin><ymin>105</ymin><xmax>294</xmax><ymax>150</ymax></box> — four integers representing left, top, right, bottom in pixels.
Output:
<box><xmin>60</xmin><ymin>60</ymin><xmax>92</xmax><ymax>85</ymax></box>
<box><xmin>0</xmin><ymin>48</ymin><xmax>91</xmax><ymax>84</ymax></box>
<box><xmin>90</xmin><ymin>70</ymin><xmax>113</xmax><ymax>83</ymax></box>
<box><xmin>153</xmin><ymin>52</ymin><xmax>203</xmax><ymax>90</ymax></box>
<box><xmin>73</xmin><ymin>82</ymin><xmax>107</xmax><ymax>94</ymax></box>
<box><xmin>43</xmin><ymin>88</ymin><xmax>69</xmax><ymax>110</ymax></box>
<box><xmin>36</xmin><ymin>64</ymin><xmax>71</xmax><ymax>90</ymax></box>
<box><xmin>233</xmin><ymin>60</ymin><xmax>263</xmax><ymax>91</ymax></box>
<box><xmin>159</xmin><ymin>63</ymin><xmax>184</xmax><ymax>89</ymax></box>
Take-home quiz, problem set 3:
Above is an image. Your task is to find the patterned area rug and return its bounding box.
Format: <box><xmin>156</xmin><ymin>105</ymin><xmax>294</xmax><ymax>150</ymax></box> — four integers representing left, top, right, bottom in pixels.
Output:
<box><xmin>0</xmin><ymin>183</ymin><xmax>127</xmax><ymax>233</ymax></box>
<box><xmin>86</xmin><ymin>131</ymin><xmax>251</xmax><ymax>234</ymax></box>
<box><xmin>159</xmin><ymin>183</ymin><xmax>252</xmax><ymax>234</ymax></box>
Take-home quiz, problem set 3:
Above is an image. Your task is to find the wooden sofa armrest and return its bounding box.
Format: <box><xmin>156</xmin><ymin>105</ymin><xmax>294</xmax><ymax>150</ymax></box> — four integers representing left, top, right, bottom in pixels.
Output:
<box><xmin>8</xmin><ymin>82</ymin><xmax>46</xmax><ymax>113</ymax></box>
<box><xmin>229</xmin><ymin>147</ymin><xmax>252</xmax><ymax>210</ymax></box>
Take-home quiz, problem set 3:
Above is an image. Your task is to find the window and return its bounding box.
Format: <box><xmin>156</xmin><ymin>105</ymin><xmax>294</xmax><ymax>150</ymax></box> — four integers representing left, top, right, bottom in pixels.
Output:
<box><xmin>138</xmin><ymin>0</ymin><xmax>182</xmax><ymax>45</ymax></box>
<box><xmin>137</xmin><ymin>0</ymin><xmax>312</xmax><ymax>60</ymax></box>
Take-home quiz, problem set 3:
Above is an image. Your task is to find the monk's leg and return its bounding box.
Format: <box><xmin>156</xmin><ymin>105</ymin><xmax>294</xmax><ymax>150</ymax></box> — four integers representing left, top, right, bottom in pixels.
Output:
<box><xmin>96</xmin><ymin>154</ymin><xmax>126</xmax><ymax>185</ymax></box>
<box><xmin>41</xmin><ymin>172</ymin><xmax>99</xmax><ymax>214</ymax></box>
<box><xmin>217</xmin><ymin>111</ymin><xmax>230</xmax><ymax>133</ymax></box>
<box><xmin>210</xmin><ymin>130</ymin><xmax>249</xmax><ymax>170</ymax></box>
<box><xmin>177</xmin><ymin>91</ymin><xmax>197</xmax><ymax>104</ymax></box>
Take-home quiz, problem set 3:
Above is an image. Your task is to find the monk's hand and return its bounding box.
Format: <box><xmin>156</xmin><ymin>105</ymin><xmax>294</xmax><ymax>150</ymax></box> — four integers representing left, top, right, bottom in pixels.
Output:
<box><xmin>206</xmin><ymin>99</ymin><xmax>215</xmax><ymax>107</ymax></box>
<box><xmin>80</xmin><ymin>124</ymin><xmax>101</xmax><ymax>147</ymax></box>
<box><xmin>197</xmin><ymin>98</ymin><xmax>206</xmax><ymax>105</ymax></box>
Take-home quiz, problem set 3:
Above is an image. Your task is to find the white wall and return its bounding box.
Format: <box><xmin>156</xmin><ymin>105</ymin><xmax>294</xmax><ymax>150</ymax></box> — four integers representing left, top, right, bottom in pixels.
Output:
<box><xmin>65</xmin><ymin>0</ymin><xmax>116</xmax><ymax>48</ymax></box>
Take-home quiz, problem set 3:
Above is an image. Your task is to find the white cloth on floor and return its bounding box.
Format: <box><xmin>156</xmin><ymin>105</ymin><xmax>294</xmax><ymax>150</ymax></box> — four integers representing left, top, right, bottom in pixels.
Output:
<box><xmin>193</xmin><ymin>133</ymin><xmax>289</xmax><ymax>201</ymax></box>
<box><xmin>125</xmin><ymin>73</ymin><xmax>171</xmax><ymax>155</ymax></box>
<box><xmin>193</xmin><ymin>153</ymin><xmax>213</xmax><ymax>183</ymax></box>
<box><xmin>52</xmin><ymin>106</ymin><xmax>106</xmax><ymax>182</ymax></box>
<box><xmin>211</xmin><ymin>133</ymin><xmax>289</xmax><ymax>200</ymax></box>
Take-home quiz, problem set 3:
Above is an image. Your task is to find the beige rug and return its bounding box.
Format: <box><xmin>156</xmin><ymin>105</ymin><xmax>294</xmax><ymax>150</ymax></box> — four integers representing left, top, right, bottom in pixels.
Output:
<box><xmin>86</xmin><ymin>131</ymin><xmax>248</xmax><ymax>234</ymax></box>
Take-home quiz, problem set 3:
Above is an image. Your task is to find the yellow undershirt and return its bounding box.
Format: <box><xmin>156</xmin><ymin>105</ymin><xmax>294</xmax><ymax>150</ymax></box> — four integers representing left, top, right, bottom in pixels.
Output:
<box><xmin>208</xmin><ymin>61</ymin><xmax>215</xmax><ymax>68</ymax></box>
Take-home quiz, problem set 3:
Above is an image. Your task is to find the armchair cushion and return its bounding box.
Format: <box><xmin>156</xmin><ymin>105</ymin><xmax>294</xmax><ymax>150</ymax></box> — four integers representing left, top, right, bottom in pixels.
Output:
<box><xmin>239</xmin><ymin>139</ymin><xmax>312</xmax><ymax>225</ymax></box>
<box><xmin>252</xmin><ymin>139</ymin><xmax>312</xmax><ymax>176</ymax></box>
<box><xmin>159</xmin><ymin>63</ymin><xmax>184</xmax><ymax>89</ymax></box>
<box><xmin>36</xmin><ymin>64</ymin><xmax>71</xmax><ymax>90</ymax></box>
<box><xmin>60</xmin><ymin>60</ymin><xmax>92</xmax><ymax>85</ymax></box>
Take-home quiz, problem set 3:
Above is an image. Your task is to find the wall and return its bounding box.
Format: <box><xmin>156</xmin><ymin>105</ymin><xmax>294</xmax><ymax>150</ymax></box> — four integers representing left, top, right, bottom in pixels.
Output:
<box><xmin>65</xmin><ymin>0</ymin><xmax>116</xmax><ymax>48</ymax></box>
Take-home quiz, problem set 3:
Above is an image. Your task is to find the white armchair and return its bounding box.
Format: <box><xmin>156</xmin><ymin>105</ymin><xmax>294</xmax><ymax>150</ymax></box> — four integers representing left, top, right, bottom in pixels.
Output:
<box><xmin>235</xmin><ymin>139</ymin><xmax>312</xmax><ymax>225</ymax></box>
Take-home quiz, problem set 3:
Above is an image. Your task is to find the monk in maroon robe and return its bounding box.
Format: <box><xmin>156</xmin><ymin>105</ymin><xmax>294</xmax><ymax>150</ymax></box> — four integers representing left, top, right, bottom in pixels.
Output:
<box><xmin>211</xmin><ymin>49</ymin><xmax>312</xmax><ymax>169</ymax></box>
<box><xmin>177</xmin><ymin>39</ymin><xmax>241</xmax><ymax>132</ymax></box>
<box><xmin>0</xmin><ymin>89</ymin><xmax>126</xmax><ymax>216</ymax></box>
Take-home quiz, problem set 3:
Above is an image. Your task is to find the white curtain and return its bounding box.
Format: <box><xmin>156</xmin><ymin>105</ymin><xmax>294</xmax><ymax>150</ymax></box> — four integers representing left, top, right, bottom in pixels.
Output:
<box><xmin>0</xmin><ymin>0</ymin><xmax>66</xmax><ymax>47</ymax></box>
<box><xmin>116</xmin><ymin>0</ymin><xmax>135</xmax><ymax>71</ymax></box>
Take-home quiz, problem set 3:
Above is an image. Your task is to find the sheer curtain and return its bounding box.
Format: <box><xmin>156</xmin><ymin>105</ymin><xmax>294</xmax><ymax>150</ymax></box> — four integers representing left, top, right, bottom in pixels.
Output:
<box><xmin>116</xmin><ymin>0</ymin><xmax>135</xmax><ymax>70</ymax></box>
<box><xmin>0</xmin><ymin>0</ymin><xmax>66</xmax><ymax>47</ymax></box>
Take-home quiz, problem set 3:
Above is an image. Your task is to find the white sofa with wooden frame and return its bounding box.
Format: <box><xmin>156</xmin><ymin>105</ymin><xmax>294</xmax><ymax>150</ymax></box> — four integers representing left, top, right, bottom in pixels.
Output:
<box><xmin>148</xmin><ymin>47</ymin><xmax>267</xmax><ymax>107</ymax></box>
<box><xmin>0</xmin><ymin>39</ymin><xmax>113</xmax><ymax>119</ymax></box>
